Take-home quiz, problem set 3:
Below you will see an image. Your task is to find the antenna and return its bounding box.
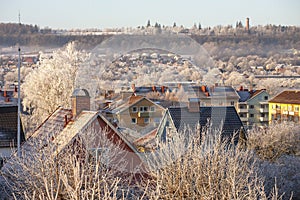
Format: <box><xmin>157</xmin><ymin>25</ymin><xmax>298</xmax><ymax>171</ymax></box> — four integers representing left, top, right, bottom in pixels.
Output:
<box><xmin>17</xmin><ymin>11</ymin><xmax>21</xmax><ymax>157</ymax></box>
<box><xmin>18</xmin><ymin>10</ymin><xmax>21</xmax><ymax>24</ymax></box>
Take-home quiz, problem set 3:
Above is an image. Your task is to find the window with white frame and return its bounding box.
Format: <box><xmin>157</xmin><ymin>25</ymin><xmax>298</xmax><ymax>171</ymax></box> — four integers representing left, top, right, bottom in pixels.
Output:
<box><xmin>150</xmin><ymin>106</ymin><xmax>155</xmax><ymax>112</ymax></box>
<box><xmin>272</xmin><ymin>104</ymin><xmax>276</xmax><ymax>109</ymax></box>
<box><xmin>139</xmin><ymin>106</ymin><xmax>149</xmax><ymax>112</ymax></box>
<box><xmin>131</xmin><ymin>118</ymin><xmax>137</xmax><ymax>124</ymax></box>
<box><xmin>144</xmin><ymin>118</ymin><xmax>149</xmax><ymax>123</ymax></box>
<box><xmin>132</xmin><ymin>106</ymin><xmax>137</xmax><ymax>112</ymax></box>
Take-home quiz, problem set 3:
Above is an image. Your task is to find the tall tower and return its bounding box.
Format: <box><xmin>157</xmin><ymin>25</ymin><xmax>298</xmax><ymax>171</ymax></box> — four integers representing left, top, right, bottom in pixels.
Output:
<box><xmin>246</xmin><ymin>17</ymin><xmax>250</xmax><ymax>32</ymax></box>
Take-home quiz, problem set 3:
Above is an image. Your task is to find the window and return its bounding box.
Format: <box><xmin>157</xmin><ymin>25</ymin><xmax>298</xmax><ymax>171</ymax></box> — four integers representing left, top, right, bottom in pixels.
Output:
<box><xmin>132</xmin><ymin>106</ymin><xmax>137</xmax><ymax>112</ymax></box>
<box><xmin>276</xmin><ymin>105</ymin><xmax>281</xmax><ymax>109</ymax></box>
<box><xmin>240</xmin><ymin>113</ymin><xmax>246</xmax><ymax>118</ymax></box>
<box><xmin>271</xmin><ymin>114</ymin><xmax>276</xmax><ymax>120</ymax></box>
<box><xmin>295</xmin><ymin>107</ymin><xmax>299</xmax><ymax>112</ymax></box>
<box><xmin>261</xmin><ymin>113</ymin><xmax>265</xmax><ymax>117</ymax></box>
<box><xmin>131</xmin><ymin>118</ymin><xmax>137</xmax><ymax>124</ymax></box>
<box><xmin>150</xmin><ymin>106</ymin><xmax>155</xmax><ymax>112</ymax></box>
<box><xmin>250</xmin><ymin>114</ymin><xmax>254</xmax><ymax>118</ymax></box>
<box><xmin>272</xmin><ymin>104</ymin><xmax>276</xmax><ymax>109</ymax></box>
<box><xmin>139</xmin><ymin>106</ymin><xmax>149</xmax><ymax>112</ymax></box>
<box><xmin>144</xmin><ymin>118</ymin><xmax>149</xmax><ymax>123</ymax></box>
<box><xmin>250</xmin><ymin>105</ymin><xmax>254</xmax><ymax>109</ymax></box>
<box><xmin>288</xmin><ymin>106</ymin><xmax>292</xmax><ymax>111</ymax></box>
<box><xmin>264</xmin><ymin>96</ymin><xmax>268</xmax><ymax>100</ymax></box>
<box><xmin>230</xmin><ymin>101</ymin><xmax>234</xmax><ymax>106</ymax></box>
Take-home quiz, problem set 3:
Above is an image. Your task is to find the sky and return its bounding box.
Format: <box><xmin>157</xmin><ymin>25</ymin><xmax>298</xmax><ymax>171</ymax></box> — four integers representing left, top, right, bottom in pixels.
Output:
<box><xmin>0</xmin><ymin>0</ymin><xmax>300</xmax><ymax>30</ymax></box>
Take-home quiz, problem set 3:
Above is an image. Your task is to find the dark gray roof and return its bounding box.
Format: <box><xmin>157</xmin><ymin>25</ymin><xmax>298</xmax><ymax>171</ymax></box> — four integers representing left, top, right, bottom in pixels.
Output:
<box><xmin>0</xmin><ymin>105</ymin><xmax>25</xmax><ymax>148</ymax></box>
<box><xmin>237</xmin><ymin>91</ymin><xmax>251</xmax><ymax>102</ymax></box>
<box><xmin>168</xmin><ymin>106</ymin><xmax>244</xmax><ymax>139</ymax></box>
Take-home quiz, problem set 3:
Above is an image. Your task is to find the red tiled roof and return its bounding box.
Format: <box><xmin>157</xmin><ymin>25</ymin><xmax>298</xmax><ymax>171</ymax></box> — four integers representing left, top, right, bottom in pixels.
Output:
<box><xmin>29</xmin><ymin>107</ymin><xmax>72</xmax><ymax>139</ymax></box>
<box><xmin>128</xmin><ymin>95</ymin><xmax>143</xmax><ymax>104</ymax></box>
<box><xmin>133</xmin><ymin>128</ymin><xmax>157</xmax><ymax>146</ymax></box>
<box><xmin>269</xmin><ymin>90</ymin><xmax>300</xmax><ymax>104</ymax></box>
<box><xmin>250</xmin><ymin>89</ymin><xmax>264</xmax><ymax>98</ymax></box>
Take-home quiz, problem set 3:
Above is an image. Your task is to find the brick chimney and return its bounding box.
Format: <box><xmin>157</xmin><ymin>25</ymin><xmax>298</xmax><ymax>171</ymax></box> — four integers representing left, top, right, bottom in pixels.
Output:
<box><xmin>161</xmin><ymin>86</ymin><xmax>165</xmax><ymax>93</ymax></box>
<box><xmin>71</xmin><ymin>88</ymin><xmax>90</xmax><ymax>118</ymax></box>
<box><xmin>188</xmin><ymin>98</ymin><xmax>200</xmax><ymax>112</ymax></box>
<box><xmin>131</xmin><ymin>84</ymin><xmax>136</xmax><ymax>92</ymax></box>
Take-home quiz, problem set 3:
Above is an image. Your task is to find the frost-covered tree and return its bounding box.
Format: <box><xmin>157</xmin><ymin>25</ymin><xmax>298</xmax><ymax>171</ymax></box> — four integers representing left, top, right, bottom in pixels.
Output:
<box><xmin>4</xmin><ymin>66</ymin><xmax>32</xmax><ymax>84</ymax></box>
<box><xmin>22</xmin><ymin>42</ymin><xmax>89</xmax><ymax>129</ymax></box>
<box><xmin>202</xmin><ymin>68</ymin><xmax>221</xmax><ymax>86</ymax></box>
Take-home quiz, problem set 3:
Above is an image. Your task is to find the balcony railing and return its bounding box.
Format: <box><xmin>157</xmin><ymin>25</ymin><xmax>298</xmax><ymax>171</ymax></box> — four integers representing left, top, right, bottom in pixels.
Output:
<box><xmin>138</xmin><ymin>112</ymin><xmax>150</xmax><ymax>118</ymax></box>
<box><xmin>237</xmin><ymin>108</ymin><xmax>248</xmax><ymax>113</ymax></box>
<box><xmin>240</xmin><ymin>117</ymin><xmax>248</xmax><ymax>122</ymax></box>
<box><xmin>259</xmin><ymin>108</ymin><xmax>269</xmax><ymax>113</ymax></box>
<box><xmin>260</xmin><ymin>116</ymin><xmax>269</xmax><ymax>122</ymax></box>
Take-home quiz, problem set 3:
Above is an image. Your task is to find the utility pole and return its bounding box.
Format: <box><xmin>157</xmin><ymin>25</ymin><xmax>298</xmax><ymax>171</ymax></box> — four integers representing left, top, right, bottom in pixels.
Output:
<box><xmin>17</xmin><ymin>11</ymin><xmax>21</xmax><ymax>157</ymax></box>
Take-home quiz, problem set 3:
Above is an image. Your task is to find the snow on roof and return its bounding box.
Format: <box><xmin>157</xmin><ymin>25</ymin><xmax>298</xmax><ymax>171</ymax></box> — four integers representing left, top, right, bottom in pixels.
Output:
<box><xmin>52</xmin><ymin>111</ymin><xmax>98</xmax><ymax>156</ymax></box>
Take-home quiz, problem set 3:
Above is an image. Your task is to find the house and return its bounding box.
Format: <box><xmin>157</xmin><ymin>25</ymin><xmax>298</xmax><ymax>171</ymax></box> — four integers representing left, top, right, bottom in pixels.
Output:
<box><xmin>156</xmin><ymin>98</ymin><xmax>244</xmax><ymax>143</ymax></box>
<box><xmin>0</xmin><ymin>105</ymin><xmax>25</xmax><ymax>168</ymax></box>
<box><xmin>237</xmin><ymin>88</ymin><xmax>270</xmax><ymax>129</ymax></box>
<box><xmin>269</xmin><ymin>90</ymin><xmax>300</xmax><ymax>123</ymax></box>
<box><xmin>0</xmin><ymin>89</ymin><xmax>17</xmax><ymax>105</ymax></box>
<box><xmin>9</xmin><ymin>89</ymin><xmax>147</xmax><ymax>175</ymax></box>
<box><xmin>192</xmin><ymin>85</ymin><xmax>240</xmax><ymax>109</ymax></box>
<box><xmin>103</xmin><ymin>95</ymin><xmax>166</xmax><ymax>133</ymax></box>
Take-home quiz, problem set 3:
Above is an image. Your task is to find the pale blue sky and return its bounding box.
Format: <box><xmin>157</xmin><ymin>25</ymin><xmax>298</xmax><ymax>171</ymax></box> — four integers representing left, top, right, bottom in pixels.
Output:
<box><xmin>0</xmin><ymin>0</ymin><xmax>299</xmax><ymax>29</ymax></box>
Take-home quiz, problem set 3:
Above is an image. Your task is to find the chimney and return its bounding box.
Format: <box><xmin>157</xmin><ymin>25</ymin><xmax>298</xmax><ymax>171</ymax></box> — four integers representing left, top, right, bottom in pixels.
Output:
<box><xmin>71</xmin><ymin>88</ymin><xmax>90</xmax><ymax>118</ymax></box>
<box><xmin>131</xmin><ymin>84</ymin><xmax>136</xmax><ymax>92</ymax></box>
<box><xmin>201</xmin><ymin>85</ymin><xmax>207</xmax><ymax>92</ymax></box>
<box><xmin>3</xmin><ymin>90</ymin><xmax>7</xmax><ymax>97</ymax></box>
<box><xmin>188</xmin><ymin>98</ymin><xmax>200</xmax><ymax>112</ymax></box>
<box><xmin>246</xmin><ymin>17</ymin><xmax>250</xmax><ymax>32</ymax></box>
<box><xmin>64</xmin><ymin>115</ymin><xmax>68</xmax><ymax>127</ymax></box>
<box><xmin>239</xmin><ymin>86</ymin><xmax>244</xmax><ymax>91</ymax></box>
<box><xmin>152</xmin><ymin>85</ymin><xmax>157</xmax><ymax>92</ymax></box>
<box><xmin>161</xmin><ymin>86</ymin><xmax>165</xmax><ymax>93</ymax></box>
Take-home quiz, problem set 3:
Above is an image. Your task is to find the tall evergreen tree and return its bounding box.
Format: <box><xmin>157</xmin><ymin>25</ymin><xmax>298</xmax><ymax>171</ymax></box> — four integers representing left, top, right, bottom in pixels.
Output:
<box><xmin>147</xmin><ymin>20</ymin><xmax>151</xmax><ymax>27</ymax></box>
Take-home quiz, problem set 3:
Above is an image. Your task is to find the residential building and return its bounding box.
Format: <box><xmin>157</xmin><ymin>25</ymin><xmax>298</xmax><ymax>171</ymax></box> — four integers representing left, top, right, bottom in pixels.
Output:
<box><xmin>0</xmin><ymin>105</ymin><xmax>25</xmax><ymax>168</ymax></box>
<box><xmin>0</xmin><ymin>89</ymin><xmax>18</xmax><ymax>105</ymax></box>
<box><xmin>237</xmin><ymin>89</ymin><xmax>270</xmax><ymax>129</ymax></box>
<box><xmin>5</xmin><ymin>89</ymin><xmax>147</xmax><ymax>175</ymax></box>
<box><xmin>156</xmin><ymin>98</ymin><xmax>244</xmax><ymax>143</ymax></box>
<box><xmin>103</xmin><ymin>95</ymin><xmax>166</xmax><ymax>133</ymax></box>
<box><xmin>193</xmin><ymin>85</ymin><xmax>240</xmax><ymax>109</ymax></box>
<box><xmin>269</xmin><ymin>90</ymin><xmax>300</xmax><ymax>123</ymax></box>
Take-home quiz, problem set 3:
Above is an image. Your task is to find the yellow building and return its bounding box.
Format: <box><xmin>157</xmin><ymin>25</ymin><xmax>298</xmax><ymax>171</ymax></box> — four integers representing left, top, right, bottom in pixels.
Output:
<box><xmin>269</xmin><ymin>90</ymin><xmax>300</xmax><ymax>123</ymax></box>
